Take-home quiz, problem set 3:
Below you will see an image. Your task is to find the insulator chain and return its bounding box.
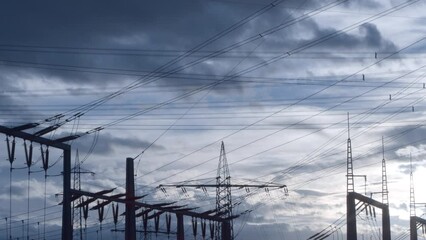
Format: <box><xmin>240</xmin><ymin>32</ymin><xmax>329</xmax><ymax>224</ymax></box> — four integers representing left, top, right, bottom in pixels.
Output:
<box><xmin>6</xmin><ymin>136</ymin><xmax>16</xmax><ymax>164</ymax></box>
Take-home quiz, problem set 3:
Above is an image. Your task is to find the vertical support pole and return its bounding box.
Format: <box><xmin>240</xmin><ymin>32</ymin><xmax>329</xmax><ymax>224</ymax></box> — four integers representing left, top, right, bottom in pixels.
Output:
<box><xmin>410</xmin><ymin>216</ymin><xmax>417</xmax><ymax>240</ymax></box>
<box><xmin>222</xmin><ymin>221</ymin><xmax>231</xmax><ymax>240</ymax></box>
<box><xmin>382</xmin><ymin>206</ymin><xmax>391</xmax><ymax>240</ymax></box>
<box><xmin>176</xmin><ymin>213</ymin><xmax>184</xmax><ymax>240</ymax></box>
<box><xmin>62</xmin><ymin>148</ymin><xmax>73</xmax><ymax>240</ymax></box>
<box><xmin>125</xmin><ymin>158</ymin><xmax>136</xmax><ymax>240</ymax></box>
<box><xmin>347</xmin><ymin>192</ymin><xmax>357</xmax><ymax>240</ymax></box>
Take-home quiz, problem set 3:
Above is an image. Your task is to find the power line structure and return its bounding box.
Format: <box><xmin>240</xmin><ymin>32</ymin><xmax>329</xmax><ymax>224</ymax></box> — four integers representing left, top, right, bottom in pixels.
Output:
<box><xmin>346</xmin><ymin>116</ymin><xmax>390</xmax><ymax>240</ymax></box>
<box><xmin>71</xmin><ymin>157</ymin><xmax>237</xmax><ymax>240</ymax></box>
<box><xmin>0</xmin><ymin>124</ymin><xmax>73</xmax><ymax>240</ymax></box>
<box><xmin>6</xmin><ymin>0</ymin><xmax>417</xmax><ymax>146</ymax></box>
<box><xmin>308</xmin><ymin>117</ymin><xmax>392</xmax><ymax>240</ymax></box>
<box><xmin>408</xmin><ymin>155</ymin><xmax>426</xmax><ymax>240</ymax></box>
<box><xmin>158</xmin><ymin>142</ymin><xmax>288</xmax><ymax>240</ymax></box>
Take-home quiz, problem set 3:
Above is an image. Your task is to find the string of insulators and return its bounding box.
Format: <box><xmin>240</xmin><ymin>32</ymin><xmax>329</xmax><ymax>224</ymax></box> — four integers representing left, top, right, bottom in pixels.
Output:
<box><xmin>97</xmin><ymin>201</ymin><xmax>104</xmax><ymax>223</ymax></box>
<box><xmin>283</xmin><ymin>188</ymin><xmax>289</xmax><ymax>197</ymax></box>
<box><xmin>201</xmin><ymin>219</ymin><xmax>207</xmax><ymax>239</ymax></box>
<box><xmin>368</xmin><ymin>205</ymin><xmax>372</xmax><ymax>217</ymax></box>
<box><xmin>41</xmin><ymin>146</ymin><xmax>49</xmax><ymax>172</ymax></box>
<box><xmin>361</xmin><ymin>203</ymin><xmax>368</xmax><ymax>217</ymax></box>
<box><xmin>6</xmin><ymin>136</ymin><xmax>16</xmax><ymax>164</ymax></box>
<box><xmin>181</xmin><ymin>187</ymin><xmax>189</xmax><ymax>197</ymax></box>
<box><xmin>142</xmin><ymin>212</ymin><xmax>148</xmax><ymax>233</ymax></box>
<box><xmin>112</xmin><ymin>203</ymin><xmax>119</xmax><ymax>229</ymax></box>
<box><xmin>154</xmin><ymin>213</ymin><xmax>160</xmax><ymax>236</ymax></box>
<box><xmin>166</xmin><ymin>213</ymin><xmax>171</xmax><ymax>236</ymax></box>
<box><xmin>202</xmin><ymin>186</ymin><xmax>208</xmax><ymax>196</ymax></box>
<box><xmin>192</xmin><ymin>217</ymin><xmax>198</xmax><ymax>237</ymax></box>
<box><xmin>82</xmin><ymin>200</ymin><xmax>89</xmax><ymax>221</ymax></box>
<box><xmin>160</xmin><ymin>187</ymin><xmax>168</xmax><ymax>197</ymax></box>
<box><xmin>24</xmin><ymin>141</ymin><xmax>33</xmax><ymax>168</ymax></box>
<box><xmin>209</xmin><ymin>220</ymin><xmax>215</xmax><ymax>239</ymax></box>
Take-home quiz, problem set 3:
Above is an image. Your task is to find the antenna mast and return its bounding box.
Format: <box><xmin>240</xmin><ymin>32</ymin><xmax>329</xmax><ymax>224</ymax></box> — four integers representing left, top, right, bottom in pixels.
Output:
<box><xmin>382</xmin><ymin>137</ymin><xmax>389</xmax><ymax>205</ymax></box>
<box><xmin>410</xmin><ymin>154</ymin><xmax>416</xmax><ymax>217</ymax></box>
<box><xmin>216</xmin><ymin>141</ymin><xmax>233</xmax><ymax>240</ymax></box>
<box><xmin>347</xmin><ymin>113</ymin><xmax>354</xmax><ymax>193</ymax></box>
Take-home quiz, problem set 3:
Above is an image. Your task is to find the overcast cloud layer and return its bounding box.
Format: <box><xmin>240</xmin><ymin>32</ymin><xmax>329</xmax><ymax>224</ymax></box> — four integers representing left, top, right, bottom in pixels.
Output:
<box><xmin>1</xmin><ymin>0</ymin><xmax>426</xmax><ymax>239</ymax></box>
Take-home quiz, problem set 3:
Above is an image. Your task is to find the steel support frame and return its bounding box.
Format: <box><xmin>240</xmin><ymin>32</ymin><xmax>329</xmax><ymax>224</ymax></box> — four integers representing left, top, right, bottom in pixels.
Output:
<box><xmin>410</xmin><ymin>216</ymin><xmax>426</xmax><ymax>240</ymax></box>
<box><xmin>71</xmin><ymin>158</ymin><xmax>229</xmax><ymax>240</ymax></box>
<box><xmin>347</xmin><ymin>192</ymin><xmax>390</xmax><ymax>240</ymax></box>
<box><xmin>0</xmin><ymin>125</ymin><xmax>73</xmax><ymax>240</ymax></box>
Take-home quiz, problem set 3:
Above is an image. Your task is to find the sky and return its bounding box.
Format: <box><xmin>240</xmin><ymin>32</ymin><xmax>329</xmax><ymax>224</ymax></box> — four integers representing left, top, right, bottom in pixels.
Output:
<box><xmin>0</xmin><ymin>0</ymin><xmax>426</xmax><ymax>239</ymax></box>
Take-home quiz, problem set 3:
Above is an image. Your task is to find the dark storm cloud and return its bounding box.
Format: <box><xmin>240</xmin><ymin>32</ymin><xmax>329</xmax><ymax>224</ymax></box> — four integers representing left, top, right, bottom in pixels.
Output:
<box><xmin>297</xmin><ymin>21</ymin><xmax>397</xmax><ymax>52</ymax></box>
<box><xmin>0</xmin><ymin>81</ymin><xmax>41</xmax><ymax>124</ymax></box>
<box><xmin>342</xmin><ymin>0</ymin><xmax>383</xmax><ymax>9</ymax></box>
<box><xmin>71</xmin><ymin>132</ymin><xmax>165</xmax><ymax>156</ymax></box>
<box><xmin>383</xmin><ymin>125</ymin><xmax>426</xmax><ymax>160</ymax></box>
<box><xmin>0</xmin><ymin>0</ymin><xmax>398</xmax><ymax>91</ymax></box>
<box><xmin>0</xmin><ymin>0</ymin><xmax>252</xmax><ymax>85</ymax></box>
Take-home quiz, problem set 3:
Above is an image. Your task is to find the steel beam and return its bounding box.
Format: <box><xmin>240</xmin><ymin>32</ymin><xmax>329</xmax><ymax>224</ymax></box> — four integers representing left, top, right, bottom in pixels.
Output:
<box><xmin>0</xmin><ymin>125</ymin><xmax>72</xmax><ymax>240</ymax></box>
<box><xmin>70</xmin><ymin>189</ymin><xmax>226</xmax><ymax>221</ymax></box>
<box><xmin>0</xmin><ymin>125</ymin><xmax>70</xmax><ymax>150</ymax></box>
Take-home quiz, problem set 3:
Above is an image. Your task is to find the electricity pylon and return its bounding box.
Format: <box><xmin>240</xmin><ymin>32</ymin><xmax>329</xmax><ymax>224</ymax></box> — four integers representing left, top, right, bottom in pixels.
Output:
<box><xmin>159</xmin><ymin>141</ymin><xmax>288</xmax><ymax>240</ymax></box>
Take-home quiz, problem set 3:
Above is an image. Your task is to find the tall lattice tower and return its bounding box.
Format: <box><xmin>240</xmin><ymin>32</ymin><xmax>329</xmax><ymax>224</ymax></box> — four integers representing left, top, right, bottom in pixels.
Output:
<box><xmin>215</xmin><ymin>141</ymin><xmax>233</xmax><ymax>240</ymax></box>
<box><xmin>72</xmin><ymin>150</ymin><xmax>83</xmax><ymax>240</ymax></box>
<box><xmin>347</xmin><ymin>113</ymin><xmax>354</xmax><ymax>193</ymax></box>
<box><xmin>346</xmin><ymin>113</ymin><xmax>357</xmax><ymax>240</ymax></box>
<box><xmin>382</xmin><ymin>137</ymin><xmax>389</xmax><ymax>205</ymax></box>
<box><xmin>410</xmin><ymin>154</ymin><xmax>416</xmax><ymax>218</ymax></box>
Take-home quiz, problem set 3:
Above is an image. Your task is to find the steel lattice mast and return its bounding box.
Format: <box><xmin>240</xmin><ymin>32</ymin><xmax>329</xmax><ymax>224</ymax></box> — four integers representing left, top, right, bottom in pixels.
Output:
<box><xmin>73</xmin><ymin>150</ymin><xmax>83</xmax><ymax>240</ymax></box>
<box><xmin>410</xmin><ymin>154</ymin><xmax>416</xmax><ymax>218</ymax></box>
<box><xmin>346</xmin><ymin>113</ymin><xmax>357</xmax><ymax>240</ymax></box>
<box><xmin>158</xmin><ymin>141</ymin><xmax>287</xmax><ymax>240</ymax></box>
<box><xmin>382</xmin><ymin>137</ymin><xmax>389</xmax><ymax>206</ymax></box>
<box><xmin>215</xmin><ymin>141</ymin><xmax>233</xmax><ymax>240</ymax></box>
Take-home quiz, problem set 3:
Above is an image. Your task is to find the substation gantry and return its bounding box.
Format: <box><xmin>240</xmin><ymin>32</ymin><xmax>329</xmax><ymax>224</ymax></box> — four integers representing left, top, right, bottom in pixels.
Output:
<box><xmin>158</xmin><ymin>141</ymin><xmax>288</xmax><ymax>240</ymax></box>
<box><xmin>408</xmin><ymin>155</ymin><xmax>426</xmax><ymax>240</ymax></box>
<box><xmin>346</xmin><ymin>134</ymin><xmax>391</xmax><ymax>240</ymax></box>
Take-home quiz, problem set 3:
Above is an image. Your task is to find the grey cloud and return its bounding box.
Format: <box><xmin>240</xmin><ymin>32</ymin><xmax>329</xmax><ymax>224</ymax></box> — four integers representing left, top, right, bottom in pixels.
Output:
<box><xmin>378</xmin><ymin>125</ymin><xmax>426</xmax><ymax>160</ymax></box>
<box><xmin>0</xmin><ymin>0</ymin><xmax>398</xmax><ymax>94</ymax></box>
<box><xmin>0</xmin><ymin>80</ymin><xmax>39</xmax><ymax>125</ymax></box>
<box><xmin>306</xmin><ymin>22</ymin><xmax>397</xmax><ymax>52</ymax></box>
<box><xmin>342</xmin><ymin>0</ymin><xmax>383</xmax><ymax>9</ymax></box>
<box><xmin>294</xmin><ymin>189</ymin><xmax>330</xmax><ymax>197</ymax></box>
<box><xmin>71</xmin><ymin>132</ymin><xmax>165</xmax><ymax>156</ymax></box>
<box><xmin>399</xmin><ymin>163</ymin><xmax>413</xmax><ymax>174</ymax></box>
<box><xmin>398</xmin><ymin>162</ymin><xmax>421</xmax><ymax>174</ymax></box>
<box><xmin>0</xmin><ymin>0</ymin><xmax>252</xmax><ymax>86</ymax></box>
